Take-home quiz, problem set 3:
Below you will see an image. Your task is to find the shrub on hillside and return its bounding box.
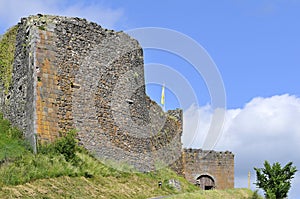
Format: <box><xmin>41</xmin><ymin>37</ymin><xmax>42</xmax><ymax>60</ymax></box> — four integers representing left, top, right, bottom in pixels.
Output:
<box><xmin>39</xmin><ymin>130</ymin><xmax>80</xmax><ymax>163</ymax></box>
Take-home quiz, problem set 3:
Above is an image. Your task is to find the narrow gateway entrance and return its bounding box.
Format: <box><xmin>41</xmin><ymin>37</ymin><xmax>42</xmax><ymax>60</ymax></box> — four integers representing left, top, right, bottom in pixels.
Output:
<box><xmin>196</xmin><ymin>175</ymin><xmax>215</xmax><ymax>190</ymax></box>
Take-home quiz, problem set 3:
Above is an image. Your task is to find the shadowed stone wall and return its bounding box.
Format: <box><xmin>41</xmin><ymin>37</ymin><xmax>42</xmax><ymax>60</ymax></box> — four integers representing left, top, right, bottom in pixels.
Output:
<box><xmin>0</xmin><ymin>20</ymin><xmax>37</xmax><ymax>148</ymax></box>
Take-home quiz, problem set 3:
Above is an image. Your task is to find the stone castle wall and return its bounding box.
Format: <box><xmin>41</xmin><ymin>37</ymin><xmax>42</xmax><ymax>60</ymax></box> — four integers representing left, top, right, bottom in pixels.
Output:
<box><xmin>0</xmin><ymin>15</ymin><xmax>182</xmax><ymax>171</ymax></box>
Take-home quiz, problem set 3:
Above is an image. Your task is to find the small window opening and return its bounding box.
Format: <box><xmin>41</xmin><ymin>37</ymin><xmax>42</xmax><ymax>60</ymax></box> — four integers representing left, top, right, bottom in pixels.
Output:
<box><xmin>71</xmin><ymin>82</ymin><xmax>81</xmax><ymax>89</ymax></box>
<box><xmin>126</xmin><ymin>99</ymin><xmax>133</xmax><ymax>104</ymax></box>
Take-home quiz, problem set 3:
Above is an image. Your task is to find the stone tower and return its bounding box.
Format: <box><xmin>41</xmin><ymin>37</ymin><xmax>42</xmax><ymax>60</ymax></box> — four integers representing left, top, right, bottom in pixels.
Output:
<box><xmin>0</xmin><ymin>15</ymin><xmax>182</xmax><ymax>172</ymax></box>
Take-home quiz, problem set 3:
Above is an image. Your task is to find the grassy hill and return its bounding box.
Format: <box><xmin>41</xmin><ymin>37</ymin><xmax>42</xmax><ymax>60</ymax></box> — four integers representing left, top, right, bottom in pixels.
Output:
<box><xmin>166</xmin><ymin>189</ymin><xmax>263</xmax><ymax>199</ymax></box>
<box><xmin>0</xmin><ymin>181</ymin><xmax>259</xmax><ymax>199</ymax></box>
<box><xmin>0</xmin><ymin>177</ymin><xmax>260</xmax><ymax>199</ymax></box>
<box><xmin>0</xmin><ymin>173</ymin><xmax>188</xmax><ymax>199</ymax></box>
<box><xmin>0</xmin><ymin>114</ymin><xmax>261</xmax><ymax>198</ymax></box>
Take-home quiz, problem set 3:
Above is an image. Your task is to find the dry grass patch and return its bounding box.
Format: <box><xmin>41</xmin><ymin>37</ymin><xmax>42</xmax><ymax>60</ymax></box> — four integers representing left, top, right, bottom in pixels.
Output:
<box><xmin>166</xmin><ymin>188</ymin><xmax>263</xmax><ymax>199</ymax></box>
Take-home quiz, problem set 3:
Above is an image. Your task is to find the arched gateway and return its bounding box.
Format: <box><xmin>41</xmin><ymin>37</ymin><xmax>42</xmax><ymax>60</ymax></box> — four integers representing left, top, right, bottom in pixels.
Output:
<box><xmin>196</xmin><ymin>174</ymin><xmax>215</xmax><ymax>190</ymax></box>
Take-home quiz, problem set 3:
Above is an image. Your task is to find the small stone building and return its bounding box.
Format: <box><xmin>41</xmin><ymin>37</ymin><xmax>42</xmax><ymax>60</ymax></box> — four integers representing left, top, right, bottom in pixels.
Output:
<box><xmin>182</xmin><ymin>149</ymin><xmax>234</xmax><ymax>190</ymax></box>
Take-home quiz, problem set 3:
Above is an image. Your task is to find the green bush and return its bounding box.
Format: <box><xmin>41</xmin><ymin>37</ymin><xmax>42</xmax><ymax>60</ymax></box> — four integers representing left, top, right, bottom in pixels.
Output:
<box><xmin>54</xmin><ymin>130</ymin><xmax>79</xmax><ymax>162</ymax></box>
<box><xmin>39</xmin><ymin>130</ymin><xmax>80</xmax><ymax>163</ymax></box>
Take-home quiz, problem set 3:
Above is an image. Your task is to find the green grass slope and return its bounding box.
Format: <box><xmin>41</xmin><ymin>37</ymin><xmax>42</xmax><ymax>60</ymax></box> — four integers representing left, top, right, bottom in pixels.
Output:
<box><xmin>0</xmin><ymin>114</ymin><xmax>29</xmax><ymax>161</ymax></box>
<box><xmin>0</xmin><ymin>114</ymin><xmax>197</xmax><ymax>198</ymax></box>
<box><xmin>0</xmin><ymin>178</ymin><xmax>261</xmax><ymax>199</ymax></box>
<box><xmin>166</xmin><ymin>188</ymin><xmax>263</xmax><ymax>199</ymax></box>
<box><xmin>0</xmin><ymin>170</ymin><xmax>193</xmax><ymax>199</ymax></box>
<box><xmin>0</xmin><ymin>114</ymin><xmax>261</xmax><ymax>198</ymax></box>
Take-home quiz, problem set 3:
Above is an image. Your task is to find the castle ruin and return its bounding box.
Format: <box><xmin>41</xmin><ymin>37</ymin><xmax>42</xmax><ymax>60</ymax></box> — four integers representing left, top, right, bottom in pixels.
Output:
<box><xmin>0</xmin><ymin>14</ymin><xmax>234</xmax><ymax>190</ymax></box>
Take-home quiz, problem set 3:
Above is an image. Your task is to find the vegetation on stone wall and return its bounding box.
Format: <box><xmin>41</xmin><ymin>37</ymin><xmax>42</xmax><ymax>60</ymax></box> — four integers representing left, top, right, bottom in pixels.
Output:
<box><xmin>0</xmin><ymin>25</ymin><xmax>18</xmax><ymax>93</ymax></box>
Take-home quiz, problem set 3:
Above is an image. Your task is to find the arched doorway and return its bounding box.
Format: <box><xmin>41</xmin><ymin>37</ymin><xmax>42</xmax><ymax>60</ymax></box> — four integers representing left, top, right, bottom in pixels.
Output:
<box><xmin>196</xmin><ymin>174</ymin><xmax>215</xmax><ymax>190</ymax></box>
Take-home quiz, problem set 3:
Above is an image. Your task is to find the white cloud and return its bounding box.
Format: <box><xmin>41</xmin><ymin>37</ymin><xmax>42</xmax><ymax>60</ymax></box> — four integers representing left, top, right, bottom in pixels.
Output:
<box><xmin>0</xmin><ymin>0</ymin><xmax>124</xmax><ymax>32</ymax></box>
<box><xmin>183</xmin><ymin>104</ymin><xmax>212</xmax><ymax>148</ymax></box>
<box><xmin>183</xmin><ymin>94</ymin><xmax>300</xmax><ymax>198</ymax></box>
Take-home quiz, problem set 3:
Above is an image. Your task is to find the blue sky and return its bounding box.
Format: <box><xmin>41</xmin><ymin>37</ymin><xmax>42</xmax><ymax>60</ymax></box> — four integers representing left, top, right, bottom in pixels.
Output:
<box><xmin>128</xmin><ymin>0</ymin><xmax>300</xmax><ymax>109</ymax></box>
<box><xmin>0</xmin><ymin>0</ymin><xmax>300</xmax><ymax>198</ymax></box>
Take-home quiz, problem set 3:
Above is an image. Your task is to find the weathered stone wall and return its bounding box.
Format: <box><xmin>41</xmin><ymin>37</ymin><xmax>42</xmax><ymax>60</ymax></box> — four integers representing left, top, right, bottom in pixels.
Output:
<box><xmin>182</xmin><ymin>149</ymin><xmax>234</xmax><ymax>189</ymax></box>
<box><xmin>0</xmin><ymin>21</ymin><xmax>37</xmax><ymax>148</ymax></box>
<box><xmin>0</xmin><ymin>14</ymin><xmax>183</xmax><ymax>172</ymax></box>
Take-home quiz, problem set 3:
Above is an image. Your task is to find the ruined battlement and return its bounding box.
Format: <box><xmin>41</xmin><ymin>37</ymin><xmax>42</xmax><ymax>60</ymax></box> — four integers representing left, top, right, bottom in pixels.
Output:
<box><xmin>184</xmin><ymin>148</ymin><xmax>234</xmax><ymax>160</ymax></box>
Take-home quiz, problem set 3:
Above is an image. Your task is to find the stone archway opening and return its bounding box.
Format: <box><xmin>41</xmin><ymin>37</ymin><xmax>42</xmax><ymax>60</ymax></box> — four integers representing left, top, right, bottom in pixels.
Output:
<box><xmin>196</xmin><ymin>174</ymin><xmax>215</xmax><ymax>190</ymax></box>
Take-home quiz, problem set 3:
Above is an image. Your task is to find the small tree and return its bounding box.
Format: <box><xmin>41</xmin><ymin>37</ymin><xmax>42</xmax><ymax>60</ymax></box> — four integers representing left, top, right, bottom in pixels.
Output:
<box><xmin>254</xmin><ymin>161</ymin><xmax>297</xmax><ymax>199</ymax></box>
